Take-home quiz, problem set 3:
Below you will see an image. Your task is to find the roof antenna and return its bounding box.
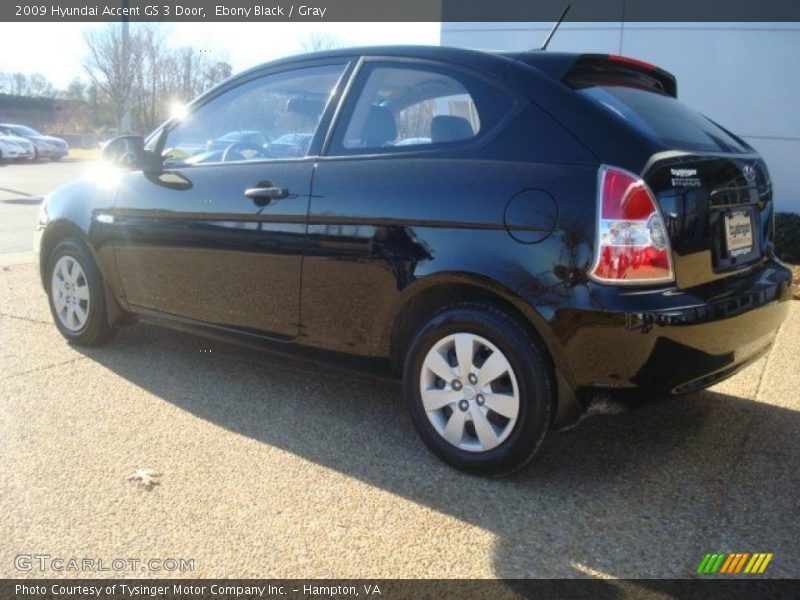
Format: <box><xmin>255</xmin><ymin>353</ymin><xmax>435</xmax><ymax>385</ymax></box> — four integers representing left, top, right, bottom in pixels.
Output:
<box><xmin>538</xmin><ymin>3</ymin><xmax>571</xmax><ymax>51</ymax></box>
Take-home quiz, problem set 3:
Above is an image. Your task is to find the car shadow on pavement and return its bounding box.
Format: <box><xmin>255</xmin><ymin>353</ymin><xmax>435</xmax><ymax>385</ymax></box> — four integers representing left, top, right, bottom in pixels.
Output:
<box><xmin>75</xmin><ymin>323</ymin><xmax>800</xmax><ymax>580</ymax></box>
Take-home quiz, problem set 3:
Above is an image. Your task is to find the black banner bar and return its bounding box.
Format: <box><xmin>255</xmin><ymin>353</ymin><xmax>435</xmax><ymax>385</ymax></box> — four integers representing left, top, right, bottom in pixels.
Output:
<box><xmin>3</xmin><ymin>0</ymin><xmax>800</xmax><ymax>23</ymax></box>
<box><xmin>2</xmin><ymin>580</ymin><xmax>800</xmax><ymax>600</ymax></box>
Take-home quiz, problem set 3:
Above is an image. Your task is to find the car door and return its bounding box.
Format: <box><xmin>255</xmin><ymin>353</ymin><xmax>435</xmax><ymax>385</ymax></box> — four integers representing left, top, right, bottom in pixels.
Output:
<box><xmin>111</xmin><ymin>61</ymin><xmax>349</xmax><ymax>339</ymax></box>
<box><xmin>303</xmin><ymin>59</ymin><xmax>521</xmax><ymax>354</ymax></box>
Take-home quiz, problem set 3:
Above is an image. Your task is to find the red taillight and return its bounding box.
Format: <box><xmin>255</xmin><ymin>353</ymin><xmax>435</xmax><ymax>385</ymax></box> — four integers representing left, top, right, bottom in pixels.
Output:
<box><xmin>591</xmin><ymin>166</ymin><xmax>674</xmax><ymax>284</ymax></box>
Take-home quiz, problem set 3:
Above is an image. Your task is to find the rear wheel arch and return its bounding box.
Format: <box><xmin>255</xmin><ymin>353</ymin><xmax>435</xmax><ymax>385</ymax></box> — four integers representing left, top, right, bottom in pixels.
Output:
<box><xmin>389</xmin><ymin>277</ymin><xmax>585</xmax><ymax>436</ymax></box>
<box><xmin>387</xmin><ymin>275</ymin><xmax>561</xmax><ymax>373</ymax></box>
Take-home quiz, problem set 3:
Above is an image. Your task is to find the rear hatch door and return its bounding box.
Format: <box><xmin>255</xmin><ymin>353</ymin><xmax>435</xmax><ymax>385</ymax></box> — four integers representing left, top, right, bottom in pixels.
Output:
<box><xmin>563</xmin><ymin>56</ymin><xmax>773</xmax><ymax>289</ymax></box>
<box><xmin>644</xmin><ymin>154</ymin><xmax>773</xmax><ymax>289</ymax></box>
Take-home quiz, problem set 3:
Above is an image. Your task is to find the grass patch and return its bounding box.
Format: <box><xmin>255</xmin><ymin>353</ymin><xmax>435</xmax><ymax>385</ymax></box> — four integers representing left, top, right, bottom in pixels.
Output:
<box><xmin>68</xmin><ymin>147</ymin><xmax>101</xmax><ymax>161</ymax></box>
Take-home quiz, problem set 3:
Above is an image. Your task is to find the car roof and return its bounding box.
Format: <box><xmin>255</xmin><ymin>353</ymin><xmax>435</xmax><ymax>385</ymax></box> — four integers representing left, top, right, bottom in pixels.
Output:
<box><xmin>236</xmin><ymin>45</ymin><xmax>583</xmax><ymax>82</ymax></box>
<box><xmin>175</xmin><ymin>45</ymin><xmax>593</xmax><ymax>120</ymax></box>
<box><xmin>0</xmin><ymin>123</ymin><xmax>35</xmax><ymax>131</ymax></box>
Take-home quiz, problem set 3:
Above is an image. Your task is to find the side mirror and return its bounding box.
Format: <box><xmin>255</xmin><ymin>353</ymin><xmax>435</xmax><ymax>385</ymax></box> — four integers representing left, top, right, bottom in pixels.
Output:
<box><xmin>101</xmin><ymin>135</ymin><xmax>158</xmax><ymax>172</ymax></box>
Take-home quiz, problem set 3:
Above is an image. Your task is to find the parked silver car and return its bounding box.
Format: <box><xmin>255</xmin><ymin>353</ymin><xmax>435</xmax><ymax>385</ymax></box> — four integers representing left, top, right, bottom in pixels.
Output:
<box><xmin>0</xmin><ymin>133</ymin><xmax>35</xmax><ymax>162</ymax></box>
<box><xmin>0</xmin><ymin>124</ymin><xmax>69</xmax><ymax>160</ymax></box>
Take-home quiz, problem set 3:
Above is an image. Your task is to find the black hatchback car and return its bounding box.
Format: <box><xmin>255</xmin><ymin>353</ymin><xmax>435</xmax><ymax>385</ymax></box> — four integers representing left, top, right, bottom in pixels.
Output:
<box><xmin>35</xmin><ymin>46</ymin><xmax>792</xmax><ymax>474</ymax></box>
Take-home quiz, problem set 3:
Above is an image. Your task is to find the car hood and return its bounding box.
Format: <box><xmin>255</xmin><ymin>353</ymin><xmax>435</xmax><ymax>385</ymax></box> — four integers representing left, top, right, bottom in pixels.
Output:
<box><xmin>0</xmin><ymin>134</ymin><xmax>32</xmax><ymax>145</ymax></box>
<box><xmin>30</xmin><ymin>135</ymin><xmax>66</xmax><ymax>145</ymax></box>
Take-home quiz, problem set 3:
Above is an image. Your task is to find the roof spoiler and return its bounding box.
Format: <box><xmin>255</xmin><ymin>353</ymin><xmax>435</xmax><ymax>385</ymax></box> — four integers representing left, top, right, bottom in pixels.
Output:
<box><xmin>564</xmin><ymin>54</ymin><xmax>678</xmax><ymax>98</ymax></box>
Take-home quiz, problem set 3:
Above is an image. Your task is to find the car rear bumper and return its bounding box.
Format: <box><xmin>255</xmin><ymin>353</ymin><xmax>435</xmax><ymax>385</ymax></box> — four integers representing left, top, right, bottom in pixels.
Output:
<box><xmin>561</xmin><ymin>259</ymin><xmax>792</xmax><ymax>397</ymax></box>
<box><xmin>35</xmin><ymin>144</ymin><xmax>63</xmax><ymax>157</ymax></box>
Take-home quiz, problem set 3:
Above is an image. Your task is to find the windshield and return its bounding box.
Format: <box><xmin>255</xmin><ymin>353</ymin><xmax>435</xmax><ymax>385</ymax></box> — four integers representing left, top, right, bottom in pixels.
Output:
<box><xmin>8</xmin><ymin>125</ymin><xmax>40</xmax><ymax>136</ymax></box>
<box><xmin>577</xmin><ymin>86</ymin><xmax>750</xmax><ymax>154</ymax></box>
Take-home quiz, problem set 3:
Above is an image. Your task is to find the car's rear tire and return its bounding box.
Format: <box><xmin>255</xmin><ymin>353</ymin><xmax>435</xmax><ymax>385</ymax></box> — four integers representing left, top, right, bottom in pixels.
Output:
<box><xmin>403</xmin><ymin>303</ymin><xmax>553</xmax><ymax>476</ymax></box>
<box><xmin>45</xmin><ymin>238</ymin><xmax>114</xmax><ymax>346</ymax></box>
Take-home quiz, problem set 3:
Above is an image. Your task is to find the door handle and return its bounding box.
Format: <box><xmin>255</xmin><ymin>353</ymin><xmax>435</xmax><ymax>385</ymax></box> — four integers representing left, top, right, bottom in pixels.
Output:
<box><xmin>245</xmin><ymin>185</ymin><xmax>289</xmax><ymax>202</ymax></box>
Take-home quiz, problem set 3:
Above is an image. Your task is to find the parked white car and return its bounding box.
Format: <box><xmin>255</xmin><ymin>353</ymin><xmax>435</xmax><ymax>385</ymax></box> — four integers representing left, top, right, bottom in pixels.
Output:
<box><xmin>0</xmin><ymin>123</ymin><xmax>69</xmax><ymax>160</ymax></box>
<box><xmin>0</xmin><ymin>133</ymin><xmax>35</xmax><ymax>162</ymax></box>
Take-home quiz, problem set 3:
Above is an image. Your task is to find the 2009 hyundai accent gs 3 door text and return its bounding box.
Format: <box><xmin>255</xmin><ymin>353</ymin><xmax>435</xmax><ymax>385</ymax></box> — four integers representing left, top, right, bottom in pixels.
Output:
<box><xmin>34</xmin><ymin>46</ymin><xmax>792</xmax><ymax>475</ymax></box>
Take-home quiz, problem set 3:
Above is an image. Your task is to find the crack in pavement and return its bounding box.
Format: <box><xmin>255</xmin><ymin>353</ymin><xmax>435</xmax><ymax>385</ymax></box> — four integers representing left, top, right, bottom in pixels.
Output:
<box><xmin>0</xmin><ymin>312</ymin><xmax>52</xmax><ymax>326</ymax></box>
<box><xmin>0</xmin><ymin>356</ymin><xmax>87</xmax><ymax>383</ymax></box>
<box><xmin>0</xmin><ymin>187</ymin><xmax>34</xmax><ymax>197</ymax></box>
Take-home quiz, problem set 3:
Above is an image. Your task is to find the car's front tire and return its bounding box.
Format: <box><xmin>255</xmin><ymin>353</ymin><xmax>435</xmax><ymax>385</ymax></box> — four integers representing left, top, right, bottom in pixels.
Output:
<box><xmin>45</xmin><ymin>238</ymin><xmax>114</xmax><ymax>346</ymax></box>
<box><xmin>403</xmin><ymin>303</ymin><xmax>553</xmax><ymax>476</ymax></box>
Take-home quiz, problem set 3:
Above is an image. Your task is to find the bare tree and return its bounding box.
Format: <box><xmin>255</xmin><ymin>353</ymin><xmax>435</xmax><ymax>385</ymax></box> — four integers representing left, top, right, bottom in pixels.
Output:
<box><xmin>132</xmin><ymin>24</ymin><xmax>171</xmax><ymax>131</ymax></box>
<box><xmin>84</xmin><ymin>24</ymin><xmax>145</xmax><ymax>131</ymax></box>
<box><xmin>299</xmin><ymin>33</ymin><xmax>344</xmax><ymax>53</ymax></box>
<box><xmin>28</xmin><ymin>74</ymin><xmax>56</xmax><ymax>98</ymax></box>
<box><xmin>201</xmin><ymin>61</ymin><xmax>233</xmax><ymax>90</ymax></box>
<box><xmin>124</xmin><ymin>25</ymin><xmax>233</xmax><ymax>131</ymax></box>
<box><xmin>10</xmin><ymin>73</ymin><xmax>30</xmax><ymax>96</ymax></box>
<box><xmin>0</xmin><ymin>72</ymin><xmax>55</xmax><ymax>97</ymax></box>
<box><xmin>64</xmin><ymin>78</ymin><xmax>87</xmax><ymax>102</ymax></box>
<box><xmin>83</xmin><ymin>23</ymin><xmax>232</xmax><ymax>133</ymax></box>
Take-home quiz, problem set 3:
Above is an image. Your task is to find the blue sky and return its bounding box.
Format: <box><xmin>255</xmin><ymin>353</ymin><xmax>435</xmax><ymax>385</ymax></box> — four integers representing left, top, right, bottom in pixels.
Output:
<box><xmin>0</xmin><ymin>22</ymin><xmax>441</xmax><ymax>89</ymax></box>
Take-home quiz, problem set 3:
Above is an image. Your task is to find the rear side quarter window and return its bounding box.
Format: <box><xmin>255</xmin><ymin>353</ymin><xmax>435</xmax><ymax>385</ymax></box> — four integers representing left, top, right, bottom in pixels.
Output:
<box><xmin>329</xmin><ymin>61</ymin><xmax>515</xmax><ymax>155</ymax></box>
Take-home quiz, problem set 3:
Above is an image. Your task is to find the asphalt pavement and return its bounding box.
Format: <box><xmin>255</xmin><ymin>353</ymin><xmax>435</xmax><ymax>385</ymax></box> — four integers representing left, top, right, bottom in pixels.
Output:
<box><xmin>0</xmin><ymin>160</ymin><xmax>798</xmax><ymax>581</ymax></box>
<box><xmin>0</xmin><ymin>159</ymin><xmax>87</xmax><ymax>254</ymax></box>
<box><xmin>1</xmin><ymin>258</ymin><xmax>798</xmax><ymax>580</ymax></box>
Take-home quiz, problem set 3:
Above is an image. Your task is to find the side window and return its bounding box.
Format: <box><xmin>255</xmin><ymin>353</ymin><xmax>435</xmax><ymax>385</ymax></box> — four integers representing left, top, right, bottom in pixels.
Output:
<box><xmin>162</xmin><ymin>63</ymin><xmax>346</xmax><ymax>166</ymax></box>
<box><xmin>332</xmin><ymin>63</ymin><xmax>514</xmax><ymax>153</ymax></box>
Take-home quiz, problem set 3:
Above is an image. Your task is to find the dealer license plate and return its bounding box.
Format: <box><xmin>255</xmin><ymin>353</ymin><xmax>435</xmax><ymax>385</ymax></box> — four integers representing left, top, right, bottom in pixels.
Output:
<box><xmin>724</xmin><ymin>211</ymin><xmax>753</xmax><ymax>256</ymax></box>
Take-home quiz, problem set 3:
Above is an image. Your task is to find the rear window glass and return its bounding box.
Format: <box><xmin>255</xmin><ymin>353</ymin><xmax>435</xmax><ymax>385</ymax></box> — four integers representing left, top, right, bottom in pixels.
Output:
<box><xmin>577</xmin><ymin>86</ymin><xmax>749</xmax><ymax>153</ymax></box>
